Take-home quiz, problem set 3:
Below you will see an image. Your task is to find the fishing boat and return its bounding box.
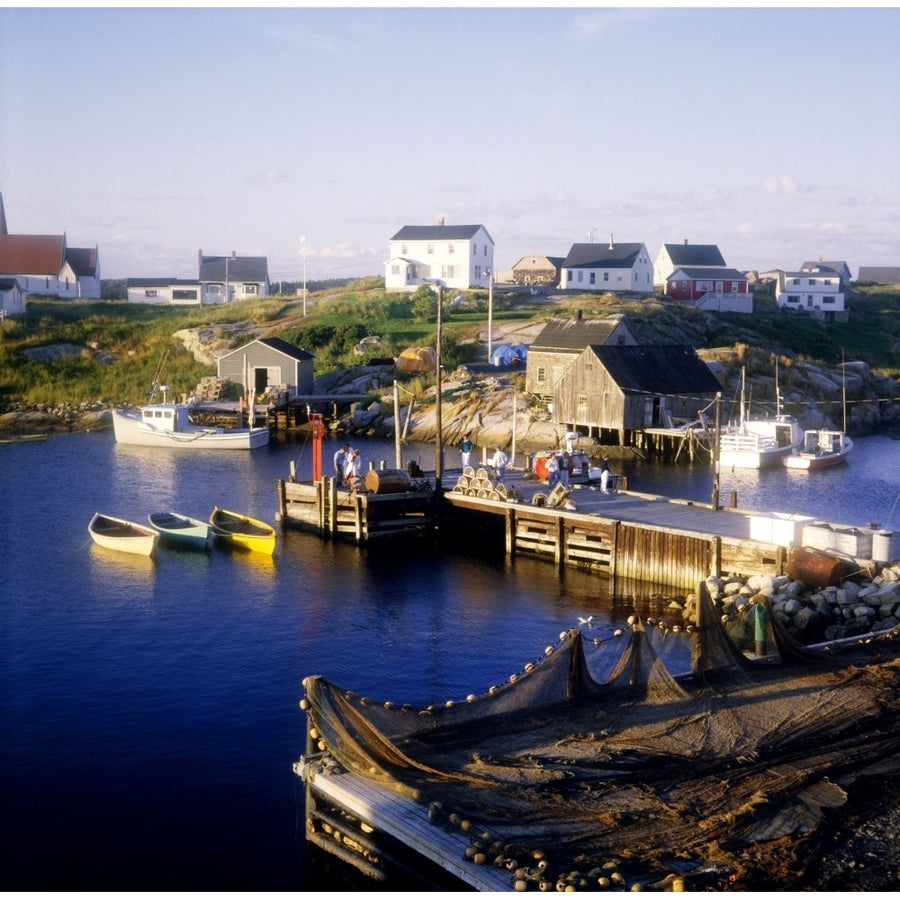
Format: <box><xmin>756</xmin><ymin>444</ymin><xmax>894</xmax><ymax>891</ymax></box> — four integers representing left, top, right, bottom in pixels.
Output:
<box><xmin>209</xmin><ymin>506</ymin><xmax>277</xmax><ymax>555</ymax></box>
<box><xmin>88</xmin><ymin>512</ymin><xmax>159</xmax><ymax>557</ymax></box>
<box><xmin>718</xmin><ymin>367</ymin><xmax>802</xmax><ymax>469</ymax></box>
<box><xmin>784</xmin><ymin>352</ymin><xmax>853</xmax><ymax>471</ymax></box>
<box><xmin>112</xmin><ymin>373</ymin><xmax>269</xmax><ymax>451</ymax></box>
<box><xmin>148</xmin><ymin>511</ymin><xmax>211</xmax><ymax>550</ymax></box>
<box><xmin>783</xmin><ymin>429</ymin><xmax>853</xmax><ymax>470</ymax></box>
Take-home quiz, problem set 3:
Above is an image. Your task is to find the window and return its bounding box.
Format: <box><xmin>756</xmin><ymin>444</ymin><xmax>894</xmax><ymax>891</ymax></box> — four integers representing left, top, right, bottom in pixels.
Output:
<box><xmin>427</xmin><ymin>244</ymin><xmax>434</xmax><ymax>255</ymax></box>
<box><xmin>567</xmin><ymin>271</ymin><xmax>572</xmax><ymax>282</ymax></box>
<box><xmin>589</xmin><ymin>273</ymin><xmax>595</xmax><ymax>285</ymax></box>
<box><xmin>787</xmin><ymin>295</ymin><xmax>800</xmax><ymax>303</ymax></box>
<box><xmin>401</xmin><ymin>244</ymin><xmax>408</xmax><ymax>255</ymax></box>
<box><xmin>145</xmin><ymin>289</ymin><xmax>158</xmax><ymax>298</ymax></box>
<box><xmin>391</xmin><ymin>264</ymin><xmax>400</xmax><ymax>275</ymax></box>
<box><xmin>823</xmin><ymin>296</ymin><xmax>835</xmax><ymax>304</ymax></box>
<box><xmin>448</xmin><ymin>244</ymin><xmax>455</xmax><ymax>254</ymax></box>
<box><xmin>577</xmin><ymin>394</ymin><xmax>588</xmax><ymax>408</ymax></box>
<box><xmin>603</xmin><ymin>272</ymin><xmax>609</xmax><ymax>282</ymax></box>
<box><xmin>173</xmin><ymin>289</ymin><xmax>198</xmax><ymax>300</ymax></box>
<box><xmin>484</xmin><ymin>246</ymin><xmax>487</xmax><ymax>256</ymax></box>
<box><xmin>474</xmin><ymin>265</ymin><xmax>481</xmax><ymax>279</ymax></box>
<box><xmin>409</xmin><ymin>265</ymin><xmax>418</xmax><ymax>278</ymax></box>
<box><xmin>441</xmin><ymin>265</ymin><xmax>456</xmax><ymax>279</ymax></box>
<box><xmin>537</xmin><ymin>366</ymin><xmax>546</xmax><ymax>383</ymax></box>
<box><xmin>824</xmin><ymin>278</ymin><xmax>832</xmax><ymax>285</ymax></box>
<box><xmin>243</xmin><ymin>284</ymin><xmax>257</xmax><ymax>295</ymax></box>
<box><xmin>577</xmin><ymin>271</ymin><xmax>583</xmax><ymax>283</ymax></box>
<box><xmin>792</xmin><ymin>278</ymin><xmax>801</xmax><ymax>285</ymax></box>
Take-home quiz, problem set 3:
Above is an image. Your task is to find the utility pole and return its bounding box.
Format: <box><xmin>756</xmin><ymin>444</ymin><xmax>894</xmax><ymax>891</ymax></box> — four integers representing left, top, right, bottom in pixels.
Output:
<box><xmin>487</xmin><ymin>269</ymin><xmax>494</xmax><ymax>362</ymax></box>
<box><xmin>712</xmin><ymin>392</ymin><xmax>721</xmax><ymax>510</ymax></box>
<box><xmin>435</xmin><ymin>283</ymin><xmax>443</xmax><ymax>504</ymax></box>
<box><xmin>301</xmin><ymin>235</ymin><xmax>308</xmax><ymax>316</ymax></box>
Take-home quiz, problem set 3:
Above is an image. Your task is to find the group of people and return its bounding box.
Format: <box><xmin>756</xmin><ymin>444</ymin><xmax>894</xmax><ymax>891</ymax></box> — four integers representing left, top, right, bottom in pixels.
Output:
<box><xmin>333</xmin><ymin>443</ymin><xmax>362</xmax><ymax>487</ymax></box>
<box><xmin>545</xmin><ymin>451</ymin><xmax>575</xmax><ymax>488</ymax></box>
<box><xmin>459</xmin><ymin>432</ymin><xmax>509</xmax><ymax>482</ymax></box>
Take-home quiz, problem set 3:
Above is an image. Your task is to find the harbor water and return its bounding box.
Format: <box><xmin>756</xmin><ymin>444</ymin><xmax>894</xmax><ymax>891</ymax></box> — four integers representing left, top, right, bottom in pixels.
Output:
<box><xmin>2</xmin><ymin>430</ymin><xmax>898</xmax><ymax>889</ymax></box>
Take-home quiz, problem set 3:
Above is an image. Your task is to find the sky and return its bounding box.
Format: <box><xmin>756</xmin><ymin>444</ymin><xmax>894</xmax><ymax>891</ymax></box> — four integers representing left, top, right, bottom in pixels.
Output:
<box><xmin>1</xmin><ymin>6</ymin><xmax>898</xmax><ymax>283</ymax></box>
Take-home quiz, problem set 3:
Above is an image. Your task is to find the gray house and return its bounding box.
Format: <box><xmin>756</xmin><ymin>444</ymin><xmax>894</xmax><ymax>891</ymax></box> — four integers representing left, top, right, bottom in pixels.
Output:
<box><xmin>199</xmin><ymin>250</ymin><xmax>270</xmax><ymax>302</ymax></box>
<box><xmin>217</xmin><ymin>337</ymin><xmax>314</xmax><ymax>400</ymax></box>
<box><xmin>551</xmin><ymin>344</ymin><xmax>722</xmax><ymax>445</ymax></box>
<box><xmin>525</xmin><ymin>312</ymin><xmax>637</xmax><ymax>400</ymax></box>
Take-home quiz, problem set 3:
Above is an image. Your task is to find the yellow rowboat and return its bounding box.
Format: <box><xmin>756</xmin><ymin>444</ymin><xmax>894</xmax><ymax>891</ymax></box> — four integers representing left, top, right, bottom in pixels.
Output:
<box><xmin>209</xmin><ymin>506</ymin><xmax>276</xmax><ymax>555</ymax></box>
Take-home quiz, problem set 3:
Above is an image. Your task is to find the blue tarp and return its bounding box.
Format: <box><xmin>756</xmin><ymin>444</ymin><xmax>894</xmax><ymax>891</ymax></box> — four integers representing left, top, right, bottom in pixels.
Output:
<box><xmin>490</xmin><ymin>343</ymin><xmax>527</xmax><ymax>367</ymax></box>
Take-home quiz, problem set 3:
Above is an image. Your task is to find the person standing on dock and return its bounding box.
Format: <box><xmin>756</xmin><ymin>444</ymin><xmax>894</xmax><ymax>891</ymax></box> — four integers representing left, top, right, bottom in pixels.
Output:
<box><xmin>343</xmin><ymin>448</ymin><xmax>361</xmax><ymax>487</ymax></box>
<box><xmin>600</xmin><ymin>455</ymin><xmax>611</xmax><ymax>493</ymax></box>
<box><xmin>492</xmin><ymin>447</ymin><xmax>509</xmax><ymax>482</ymax></box>
<box><xmin>459</xmin><ymin>433</ymin><xmax>474</xmax><ymax>469</ymax></box>
<box><xmin>546</xmin><ymin>453</ymin><xmax>559</xmax><ymax>487</ymax></box>
<box><xmin>334</xmin><ymin>443</ymin><xmax>350</xmax><ymax>478</ymax></box>
<box><xmin>560</xmin><ymin>452</ymin><xmax>572</xmax><ymax>487</ymax></box>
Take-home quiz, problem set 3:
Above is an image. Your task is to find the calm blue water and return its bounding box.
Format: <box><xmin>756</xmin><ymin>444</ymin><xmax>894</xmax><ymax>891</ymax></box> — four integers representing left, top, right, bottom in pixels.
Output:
<box><xmin>2</xmin><ymin>430</ymin><xmax>898</xmax><ymax>889</ymax></box>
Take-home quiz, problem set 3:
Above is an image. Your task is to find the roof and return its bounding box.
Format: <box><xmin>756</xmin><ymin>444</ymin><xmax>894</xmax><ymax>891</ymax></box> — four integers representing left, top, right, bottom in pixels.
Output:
<box><xmin>511</xmin><ymin>255</ymin><xmax>565</xmax><ymax>269</ymax></box>
<box><xmin>0</xmin><ymin>234</ymin><xmax>66</xmax><ymax>275</ymax></box>
<box><xmin>801</xmin><ymin>260</ymin><xmax>847</xmax><ymax>275</ymax></box>
<box><xmin>127</xmin><ymin>277</ymin><xmax>200</xmax><ymax>288</ymax></box>
<box><xmin>390</xmin><ymin>224</ymin><xmax>492</xmax><ymax>244</ymax></box>
<box><xmin>589</xmin><ymin>344</ymin><xmax>722</xmax><ymax>395</ymax></box>
<box><xmin>531</xmin><ymin>315</ymin><xmax>632</xmax><ymax>352</ymax></box>
<box><xmin>199</xmin><ymin>255</ymin><xmax>269</xmax><ymax>283</ymax></box>
<box><xmin>858</xmin><ymin>266</ymin><xmax>900</xmax><ymax>284</ymax></box>
<box><xmin>661</xmin><ymin>243</ymin><xmax>726</xmax><ymax>267</ymax></box>
<box><xmin>65</xmin><ymin>246</ymin><xmax>99</xmax><ymax>277</ymax></box>
<box><xmin>562</xmin><ymin>243</ymin><xmax>644</xmax><ymax>269</ymax></box>
<box><xmin>255</xmin><ymin>336</ymin><xmax>314</xmax><ymax>361</ymax></box>
<box><xmin>669</xmin><ymin>266</ymin><xmax>747</xmax><ymax>281</ymax></box>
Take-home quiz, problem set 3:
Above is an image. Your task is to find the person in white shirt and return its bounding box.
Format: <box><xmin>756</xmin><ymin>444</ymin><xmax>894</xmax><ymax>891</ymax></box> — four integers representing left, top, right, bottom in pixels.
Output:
<box><xmin>492</xmin><ymin>448</ymin><xmax>509</xmax><ymax>481</ymax></box>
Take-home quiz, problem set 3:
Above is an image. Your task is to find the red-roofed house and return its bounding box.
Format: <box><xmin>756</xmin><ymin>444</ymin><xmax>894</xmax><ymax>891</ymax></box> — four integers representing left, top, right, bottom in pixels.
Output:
<box><xmin>0</xmin><ymin>193</ymin><xmax>101</xmax><ymax>300</ymax></box>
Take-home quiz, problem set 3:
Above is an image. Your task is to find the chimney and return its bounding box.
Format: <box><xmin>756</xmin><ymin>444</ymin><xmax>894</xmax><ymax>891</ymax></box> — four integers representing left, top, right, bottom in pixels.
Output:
<box><xmin>198</xmin><ymin>248</ymin><xmax>203</xmax><ymax>266</ymax></box>
<box><xmin>684</xmin><ymin>238</ymin><xmax>688</xmax><ymax>245</ymax></box>
<box><xmin>438</xmin><ymin>217</ymin><xmax>444</xmax><ymax>226</ymax></box>
<box><xmin>609</xmin><ymin>234</ymin><xmax>614</xmax><ymax>250</ymax></box>
<box><xmin>232</xmin><ymin>250</ymin><xmax>236</xmax><ymax>259</ymax></box>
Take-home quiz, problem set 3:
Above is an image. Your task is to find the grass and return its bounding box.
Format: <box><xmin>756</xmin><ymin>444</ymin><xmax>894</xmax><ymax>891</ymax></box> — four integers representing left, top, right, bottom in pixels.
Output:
<box><xmin>0</xmin><ymin>283</ymin><xmax>896</xmax><ymax>407</ymax></box>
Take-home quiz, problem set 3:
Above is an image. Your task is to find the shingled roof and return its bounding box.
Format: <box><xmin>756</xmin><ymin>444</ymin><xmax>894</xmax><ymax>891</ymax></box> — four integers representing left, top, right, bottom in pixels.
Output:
<box><xmin>530</xmin><ymin>315</ymin><xmax>632</xmax><ymax>351</ymax></box>
<box><xmin>390</xmin><ymin>224</ymin><xmax>490</xmax><ymax>242</ymax></box>
<box><xmin>563</xmin><ymin>243</ymin><xmax>643</xmax><ymax>269</ymax></box>
<box><xmin>662</xmin><ymin>243</ymin><xmax>726</xmax><ymax>267</ymax></box>
<box><xmin>590</xmin><ymin>345</ymin><xmax>722</xmax><ymax>395</ymax></box>
<box><xmin>0</xmin><ymin>234</ymin><xmax>66</xmax><ymax>275</ymax></box>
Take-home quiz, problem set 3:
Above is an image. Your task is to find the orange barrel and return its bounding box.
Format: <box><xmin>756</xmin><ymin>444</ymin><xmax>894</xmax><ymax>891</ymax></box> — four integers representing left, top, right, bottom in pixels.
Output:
<box><xmin>785</xmin><ymin>547</ymin><xmax>854</xmax><ymax>588</ymax></box>
<box><xmin>364</xmin><ymin>468</ymin><xmax>410</xmax><ymax>494</ymax></box>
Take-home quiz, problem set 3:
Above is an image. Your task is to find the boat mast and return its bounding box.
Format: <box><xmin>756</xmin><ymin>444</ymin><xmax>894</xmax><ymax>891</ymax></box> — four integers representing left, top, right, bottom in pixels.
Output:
<box><xmin>841</xmin><ymin>349</ymin><xmax>847</xmax><ymax>433</ymax></box>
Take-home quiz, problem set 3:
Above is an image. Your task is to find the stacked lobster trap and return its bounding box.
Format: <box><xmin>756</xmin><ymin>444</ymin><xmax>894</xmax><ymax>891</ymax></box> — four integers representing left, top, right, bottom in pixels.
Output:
<box><xmin>450</xmin><ymin>466</ymin><xmax>522</xmax><ymax>502</ymax></box>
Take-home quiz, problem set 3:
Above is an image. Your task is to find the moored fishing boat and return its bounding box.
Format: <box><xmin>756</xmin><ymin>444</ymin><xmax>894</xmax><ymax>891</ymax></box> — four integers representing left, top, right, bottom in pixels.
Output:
<box><xmin>148</xmin><ymin>511</ymin><xmax>211</xmax><ymax>550</ymax></box>
<box><xmin>209</xmin><ymin>506</ymin><xmax>277</xmax><ymax>555</ymax></box>
<box><xmin>89</xmin><ymin>512</ymin><xmax>159</xmax><ymax>557</ymax></box>
<box><xmin>0</xmin><ymin>433</ymin><xmax>47</xmax><ymax>444</ymax></box>
<box><xmin>783</xmin><ymin>429</ymin><xmax>853</xmax><ymax>470</ymax></box>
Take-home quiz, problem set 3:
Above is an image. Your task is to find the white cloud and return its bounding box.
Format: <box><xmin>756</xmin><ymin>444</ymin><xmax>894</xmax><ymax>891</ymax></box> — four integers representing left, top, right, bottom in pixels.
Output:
<box><xmin>763</xmin><ymin>175</ymin><xmax>800</xmax><ymax>195</ymax></box>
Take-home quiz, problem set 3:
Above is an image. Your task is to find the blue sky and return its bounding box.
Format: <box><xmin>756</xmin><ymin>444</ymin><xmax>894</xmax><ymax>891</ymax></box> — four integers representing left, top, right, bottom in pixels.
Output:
<box><xmin>1</xmin><ymin>6</ymin><xmax>898</xmax><ymax>282</ymax></box>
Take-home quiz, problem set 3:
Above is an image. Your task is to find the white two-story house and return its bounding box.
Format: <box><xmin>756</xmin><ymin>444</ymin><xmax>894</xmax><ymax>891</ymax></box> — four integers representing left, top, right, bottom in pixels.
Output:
<box><xmin>775</xmin><ymin>269</ymin><xmax>846</xmax><ymax>319</ymax></box>
<box><xmin>385</xmin><ymin>223</ymin><xmax>494</xmax><ymax>291</ymax></box>
<box><xmin>559</xmin><ymin>238</ymin><xmax>653</xmax><ymax>292</ymax></box>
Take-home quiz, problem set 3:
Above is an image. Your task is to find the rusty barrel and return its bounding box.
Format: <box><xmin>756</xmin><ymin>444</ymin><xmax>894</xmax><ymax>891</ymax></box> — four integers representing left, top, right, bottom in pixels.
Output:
<box><xmin>364</xmin><ymin>468</ymin><xmax>410</xmax><ymax>495</ymax></box>
<box><xmin>786</xmin><ymin>547</ymin><xmax>855</xmax><ymax>588</ymax></box>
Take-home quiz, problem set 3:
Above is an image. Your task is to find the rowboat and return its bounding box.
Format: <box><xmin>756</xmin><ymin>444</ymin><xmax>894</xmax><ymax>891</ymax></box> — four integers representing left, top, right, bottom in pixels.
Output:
<box><xmin>0</xmin><ymin>434</ymin><xmax>47</xmax><ymax>444</ymax></box>
<box><xmin>89</xmin><ymin>512</ymin><xmax>159</xmax><ymax>557</ymax></box>
<box><xmin>209</xmin><ymin>506</ymin><xmax>277</xmax><ymax>555</ymax></box>
<box><xmin>783</xmin><ymin>429</ymin><xmax>853</xmax><ymax>471</ymax></box>
<box><xmin>148</xmin><ymin>511</ymin><xmax>211</xmax><ymax>550</ymax></box>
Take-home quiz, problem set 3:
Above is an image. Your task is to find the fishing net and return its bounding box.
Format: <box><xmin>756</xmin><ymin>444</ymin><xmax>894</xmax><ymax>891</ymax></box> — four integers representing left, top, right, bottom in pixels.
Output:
<box><xmin>303</xmin><ymin>583</ymin><xmax>900</xmax><ymax>887</ymax></box>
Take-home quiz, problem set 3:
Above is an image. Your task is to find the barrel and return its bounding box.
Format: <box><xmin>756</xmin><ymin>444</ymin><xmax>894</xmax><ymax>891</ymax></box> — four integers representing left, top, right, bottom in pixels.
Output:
<box><xmin>364</xmin><ymin>468</ymin><xmax>410</xmax><ymax>495</ymax></box>
<box><xmin>785</xmin><ymin>547</ymin><xmax>855</xmax><ymax>588</ymax></box>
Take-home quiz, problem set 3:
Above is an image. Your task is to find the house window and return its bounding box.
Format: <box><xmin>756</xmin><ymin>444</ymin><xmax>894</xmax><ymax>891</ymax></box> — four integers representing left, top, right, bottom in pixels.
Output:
<box><xmin>824</xmin><ymin>278</ymin><xmax>832</xmax><ymax>285</ymax></box>
<box><xmin>567</xmin><ymin>271</ymin><xmax>573</xmax><ymax>282</ymax></box>
<box><xmin>427</xmin><ymin>244</ymin><xmax>434</xmax><ymax>255</ymax></box>
<box><xmin>537</xmin><ymin>366</ymin><xmax>546</xmax><ymax>384</ymax></box>
<box><xmin>807</xmin><ymin>295</ymin><xmax>814</xmax><ymax>306</ymax></box>
<box><xmin>793</xmin><ymin>278</ymin><xmax>801</xmax><ymax>285</ymax></box>
<box><xmin>585</xmin><ymin>359</ymin><xmax>593</xmax><ymax>371</ymax></box>
<box><xmin>448</xmin><ymin>244</ymin><xmax>454</xmax><ymax>254</ymax></box>
<box><xmin>474</xmin><ymin>266</ymin><xmax>481</xmax><ymax>279</ymax></box>
<box><xmin>243</xmin><ymin>284</ymin><xmax>257</xmax><ymax>295</ymax></box>
<box><xmin>484</xmin><ymin>246</ymin><xmax>487</xmax><ymax>256</ymax></box>
<box><xmin>787</xmin><ymin>295</ymin><xmax>800</xmax><ymax>303</ymax></box>
<box><xmin>823</xmin><ymin>296</ymin><xmax>835</xmax><ymax>304</ymax></box>
<box><xmin>589</xmin><ymin>273</ymin><xmax>595</xmax><ymax>285</ymax></box>
<box><xmin>401</xmin><ymin>244</ymin><xmax>408</xmax><ymax>255</ymax></box>
<box><xmin>391</xmin><ymin>264</ymin><xmax>400</xmax><ymax>275</ymax></box>
<box><xmin>173</xmin><ymin>289</ymin><xmax>197</xmax><ymax>300</ymax></box>
<box><xmin>603</xmin><ymin>272</ymin><xmax>609</xmax><ymax>282</ymax></box>
<box><xmin>408</xmin><ymin>265</ymin><xmax>418</xmax><ymax>278</ymax></box>
<box><xmin>145</xmin><ymin>289</ymin><xmax>158</xmax><ymax>297</ymax></box>
<box><xmin>808</xmin><ymin>279</ymin><xmax>816</xmax><ymax>286</ymax></box>
<box><xmin>577</xmin><ymin>394</ymin><xmax>587</xmax><ymax>408</ymax></box>
<box><xmin>577</xmin><ymin>271</ymin><xmax>583</xmax><ymax>283</ymax></box>
<box><xmin>441</xmin><ymin>266</ymin><xmax>456</xmax><ymax>279</ymax></box>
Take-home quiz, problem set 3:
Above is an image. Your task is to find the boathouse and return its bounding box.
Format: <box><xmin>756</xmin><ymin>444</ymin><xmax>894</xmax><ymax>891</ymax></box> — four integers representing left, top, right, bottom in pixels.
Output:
<box><xmin>217</xmin><ymin>337</ymin><xmax>315</xmax><ymax>400</ymax></box>
<box><xmin>524</xmin><ymin>312</ymin><xmax>636</xmax><ymax>400</ymax></box>
<box><xmin>551</xmin><ymin>344</ymin><xmax>722</xmax><ymax>446</ymax></box>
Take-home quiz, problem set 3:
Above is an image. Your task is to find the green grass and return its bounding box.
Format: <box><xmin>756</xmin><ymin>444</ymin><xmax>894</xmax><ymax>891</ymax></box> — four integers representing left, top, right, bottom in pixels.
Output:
<box><xmin>0</xmin><ymin>284</ymin><xmax>896</xmax><ymax>407</ymax></box>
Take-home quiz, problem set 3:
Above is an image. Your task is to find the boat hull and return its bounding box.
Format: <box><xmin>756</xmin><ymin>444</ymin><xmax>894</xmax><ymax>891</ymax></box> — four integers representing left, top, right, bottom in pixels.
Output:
<box><xmin>113</xmin><ymin>407</ymin><xmax>269</xmax><ymax>450</ymax></box>
<box><xmin>718</xmin><ymin>416</ymin><xmax>803</xmax><ymax>470</ymax></box>
<box><xmin>148</xmin><ymin>511</ymin><xmax>211</xmax><ymax>550</ymax></box>
<box><xmin>209</xmin><ymin>507</ymin><xmax>277</xmax><ymax>555</ymax></box>
<box><xmin>89</xmin><ymin>512</ymin><xmax>159</xmax><ymax>557</ymax></box>
<box><xmin>783</xmin><ymin>432</ymin><xmax>853</xmax><ymax>470</ymax></box>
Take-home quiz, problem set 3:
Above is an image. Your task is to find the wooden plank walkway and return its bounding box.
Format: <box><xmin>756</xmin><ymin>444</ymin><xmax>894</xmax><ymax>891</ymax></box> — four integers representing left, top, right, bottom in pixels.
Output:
<box><xmin>299</xmin><ymin>758</ymin><xmax>514</xmax><ymax>891</ymax></box>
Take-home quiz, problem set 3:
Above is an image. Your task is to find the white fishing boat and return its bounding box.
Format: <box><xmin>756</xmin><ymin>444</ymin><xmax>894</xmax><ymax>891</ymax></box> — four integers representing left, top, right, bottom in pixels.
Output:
<box><xmin>113</xmin><ymin>384</ymin><xmax>269</xmax><ymax>450</ymax></box>
<box><xmin>718</xmin><ymin>367</ymin><xmax>802</xmax><ymax>469</ymax></box>
<box><xmin>783</xmin><ymin>429</ymin><xmax>853</xmax><ymax>470</ymax></box>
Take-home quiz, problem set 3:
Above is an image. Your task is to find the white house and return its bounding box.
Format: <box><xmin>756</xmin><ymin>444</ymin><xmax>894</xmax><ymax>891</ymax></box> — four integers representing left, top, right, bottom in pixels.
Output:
<box><xmin>385</xmin><ymin>223</ymin><xmax>494</xmax><ymax>291</ymax></box>
<box><xmin>653</xmin><ymin>241</ymin><xmax>727</xmax><ymax>289</ymax></box>
<box><xmin>126</xmin><ymin>278</ymin><xmax>203</xmax><ymax>305</ymax></box>
<box><xmin>0</xmin><ymin>194</ymin><xmax>101</xmax><ymax>300</ymax></box>
<box><xmin>0</xmin><ymin>277</ymin><xmax>27</xmax><ymax>317</ymax></box>
<box><xmin>559</xmin><ymin>239</ymin><xmax>653</xmax><ymax>292</ymax></box>
<box><xmin>198</xmin><ymin>250</ymin><xmax>270</xmax><ymax>302</ymax></box>
<box><xmin>775</xmin><ymin>270</ymin><xmax>846</xmax><ymax>318</ymax></box>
